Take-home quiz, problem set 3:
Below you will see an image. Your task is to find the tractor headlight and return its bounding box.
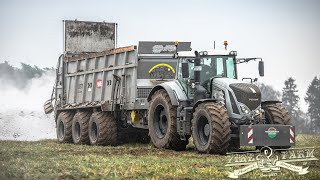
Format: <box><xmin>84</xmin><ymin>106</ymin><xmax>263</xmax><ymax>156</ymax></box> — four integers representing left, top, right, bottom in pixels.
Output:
<box><xmin>199</xmin><ymin>51</ymin><xmax>208</xmax><ymax>56</ymax></box>
<box><xmin>239</xmin><ymin>103</ymin><xmax>250</xmax><ymax>114</ymax></box>
<box><xmin>229</xmin><ymin>51</ymin><xmax>237</xmax><ymax>56</ymax></box>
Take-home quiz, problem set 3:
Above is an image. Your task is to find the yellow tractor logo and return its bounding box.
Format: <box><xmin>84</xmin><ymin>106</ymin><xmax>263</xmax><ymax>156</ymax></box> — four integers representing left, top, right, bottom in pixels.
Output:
<box><xmin>148</xmin><ymin>63</ymin><xmax>175</xmax><ymax>79</ymax></box>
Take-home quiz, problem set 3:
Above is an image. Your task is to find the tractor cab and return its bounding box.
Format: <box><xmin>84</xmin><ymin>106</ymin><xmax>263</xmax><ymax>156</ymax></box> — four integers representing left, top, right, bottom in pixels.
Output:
<box><xmin>147</xmin><ymin>42</ymin><xmax>294</xmax><ymax>154</ymax></box>
<box><xmin>176</xmin><ymin>50</ymin><xmax>239</xmax><ymax>99</ymax></box>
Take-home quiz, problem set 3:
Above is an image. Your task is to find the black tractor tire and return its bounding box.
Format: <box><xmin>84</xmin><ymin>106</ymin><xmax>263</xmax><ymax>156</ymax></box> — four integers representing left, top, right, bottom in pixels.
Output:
<box><xmin>89</xmin><ymin>112</ymin><xmax>117</xmax><ymax>146</ymax></box>
<box><xmin>261</xmin><ymin>103</ymin><xmax>292</xmax><ymax>149</ymax></box>
<box><xmin>148</xmin><ymin>89</ymin><xmax>188</xmax><ymax>151</ymax></box>
<box><xmin>192</xmin><ymin>102</ymin><xmax>231</xmax><ymax>154</ymax></box>
<box><xmin>263</xmin><ymin>103</ymin><xmax>292</xmax><ymax>125</ymax></box>
<box><xmin>56</xmin><ymin>111</ymin><xmax>75</xmax><ymax>143</ymax></box>
<box><xmin>72</xmin><ymin>111</ymin><xmax>91</xmax><ymax>145</ymax></box>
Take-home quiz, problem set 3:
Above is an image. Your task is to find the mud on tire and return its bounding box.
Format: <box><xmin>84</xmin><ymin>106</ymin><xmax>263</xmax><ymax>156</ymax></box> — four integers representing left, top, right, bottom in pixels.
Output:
<box><xmin>148</xmin><ymin>89</ymin><xmax>188</xmax><ymax>151</ymax></box>
<box><xmin>261</xmin><ymin>103</ymin><xmax>292</xmax><ymax>149</ymax></box>
<box><xmin>72</xmin><ymin>111</ymin><xmax>91</xmax><ymax>145</ymax></box>
<box><xmin>89</xmin><ymin>112</ymin><xmax>117</xmax><ymax>146</ymax></box>
<box><xmin>262</xmin><ymin>103</ymin><xmax>292</xmax><ymax>125</ymax></box>
<box><xmin>57</xmin><ymin>111</ymin><xmax>75</xmax><ymax>143</ymax></box>
<box><xmin>192</xmin><ymin>102</ymin><xmax>231</xmax><ymax>154</ymax></box>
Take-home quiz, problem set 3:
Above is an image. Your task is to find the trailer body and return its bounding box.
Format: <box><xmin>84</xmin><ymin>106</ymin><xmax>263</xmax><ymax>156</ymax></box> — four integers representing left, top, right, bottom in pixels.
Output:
<box><xmin>54</xmin><ymin>42</ymin><xmax>191</xmax><ymax>128</ymax></box>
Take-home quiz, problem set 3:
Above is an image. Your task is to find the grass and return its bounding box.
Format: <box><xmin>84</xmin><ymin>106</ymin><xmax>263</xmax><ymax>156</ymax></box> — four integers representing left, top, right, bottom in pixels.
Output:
<box><xmin>0</xmin><ymin>134</ymin><xmax>319</xmax><ymax>179</ymax></box>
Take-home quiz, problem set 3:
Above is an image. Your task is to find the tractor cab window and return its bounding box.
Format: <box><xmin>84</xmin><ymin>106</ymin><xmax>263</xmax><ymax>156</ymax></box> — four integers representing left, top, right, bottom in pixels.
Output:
<box><xmin>178</xmin><ymin>56</ymin><xmax>237</xmax><ymax>84</ymax></box>
<box><xmin>201</xmin><ymin>58</ymin><xmax>215</xmax><ymax>81</ymax></box>
<box><xmin>226</xmin><ymin>57</ymin><xmax>236</xmax><ymax>79</ymax></box>
<box><xmin>177</xmin><ymin>56</ymin><xmax>237</xmax><ymax>97</ymax></box>
<box><xmin>216</xmin><ymin>58</ymin><xmax>224</xmax><ymax>76</ymax></box>
<box><xmin>177</xmin><ymin>58</ymin><xmax>195</xmax><ymax>98</ymax></box>
<box><xmin>178</xmin><ymin>58</ymin><xmax>194</xmax><ymax>79</ymax></box>
<box><xmin>200</xmin><ymin>56</ymin><xmax>236</xmax><ymax>84</ymax></box>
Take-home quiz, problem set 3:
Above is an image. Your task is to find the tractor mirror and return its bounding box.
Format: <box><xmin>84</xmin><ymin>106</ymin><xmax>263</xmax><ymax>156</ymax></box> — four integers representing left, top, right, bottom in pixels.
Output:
<box><xmin>258</xmin><ymin>61</ymin><xmax>264</xmax><ymax>77</ymax></box>
<box><xmin>182</xmin><ymin>62</ymin><xmax>189</xmax><ymax>78</ymax></box>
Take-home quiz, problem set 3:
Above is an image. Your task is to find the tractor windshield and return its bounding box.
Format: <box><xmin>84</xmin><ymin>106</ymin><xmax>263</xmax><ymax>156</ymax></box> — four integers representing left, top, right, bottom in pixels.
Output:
<box><xmin>200</xmin><ymin>56</ymin><xmax>236</xmax><ymax>83</ymax></box>
<box><xmin>177</xmin><ymin>56</ymin><xmax>237</xmax><ymax>96</ymax></box>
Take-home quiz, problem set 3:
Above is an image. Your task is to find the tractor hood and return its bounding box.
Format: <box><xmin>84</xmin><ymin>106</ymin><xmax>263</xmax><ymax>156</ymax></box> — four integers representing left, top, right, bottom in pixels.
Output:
<box><xmin>212</xmin><ymin>78</ymin><xmax>261</xmax><ymax>111</ymax></box>
<box><xmin>211</xmin><ymin>78</ymin><xmax>243</xmax><ymax>87</ymax></box>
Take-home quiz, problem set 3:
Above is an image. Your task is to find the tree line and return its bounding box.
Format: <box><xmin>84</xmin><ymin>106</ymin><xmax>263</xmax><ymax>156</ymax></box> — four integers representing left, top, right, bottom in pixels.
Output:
<box><xmin>0</xmin><ymin>61</ymin><xmax>54</xmax><ymax>89</ymax></box>
<box><xmin>259</xmin><ymin>76</ymin><xmax>320</xmax><ymax>134</ymax></box>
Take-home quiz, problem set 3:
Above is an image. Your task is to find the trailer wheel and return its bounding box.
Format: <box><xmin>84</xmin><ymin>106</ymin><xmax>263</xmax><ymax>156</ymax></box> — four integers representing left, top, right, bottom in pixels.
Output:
<box><xmin>72</xmin><ymin>111</ymin><xmax>91</xmax><ymax>144</ymax></box>
<box><xmin>56</xmin><ymin>111</ymin><xmax>75</xmax><ymax>143</ymax></box>
<box><xmin>148</xmin><ymin>89</ymin><xmax>188</xmax><ymax>151</ymax></box>
<box><xmin>261</xmin><ymin>103</ymin><xmax>292</xmax><ymax>149</ymax></box>
<box><xmin>192</xmin><ymin>102</ymin><xmax>231</xmax><ymax>154</ymax></box>
<box><xmin>89</xmin><ymin>112</ymin><xmax>117</xmax><ymax>146</ymax></box>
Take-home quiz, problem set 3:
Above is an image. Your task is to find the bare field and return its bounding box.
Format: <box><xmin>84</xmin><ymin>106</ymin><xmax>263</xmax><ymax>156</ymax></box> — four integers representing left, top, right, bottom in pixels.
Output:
<box><xmin>0</xmin><ymin>134</ymin><xmax>319</xmax><ymax>179</ymax></box>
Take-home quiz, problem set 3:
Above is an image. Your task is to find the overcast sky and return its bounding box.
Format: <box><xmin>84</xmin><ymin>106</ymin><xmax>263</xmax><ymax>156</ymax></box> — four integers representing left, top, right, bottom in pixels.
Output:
<box><xmin>0</xmin><ymin>0</ymin><xmax>319</xmax><ymax>111</ymax></box>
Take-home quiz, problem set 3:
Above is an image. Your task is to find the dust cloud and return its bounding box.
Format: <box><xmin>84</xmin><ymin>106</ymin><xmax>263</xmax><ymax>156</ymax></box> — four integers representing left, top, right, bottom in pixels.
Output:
<box><xmin>0</xmin><ymin>72</ymin><xmax>56</xmax><ymax>141</ymax></box>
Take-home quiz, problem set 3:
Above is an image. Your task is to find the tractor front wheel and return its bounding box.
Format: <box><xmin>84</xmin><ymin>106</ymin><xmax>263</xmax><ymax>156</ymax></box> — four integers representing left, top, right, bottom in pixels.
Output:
<box><xmin>261</xmin><ymin>103</ymin><xmax>292</xmax><ymax>149</ymax></box>
<box><xmin>263</xmin><ymin>103</ymin><xmax>291</xmax><ymax>125</ymax></box>
<box><xmin>192</xmin><ymin>102</ymin><xmax>231</xmax><ymax>154</ymax></box>
<box><xmin>148</xmin><ymin>89</ymin><xmax>188</xmax><ymax>151</ymax></box>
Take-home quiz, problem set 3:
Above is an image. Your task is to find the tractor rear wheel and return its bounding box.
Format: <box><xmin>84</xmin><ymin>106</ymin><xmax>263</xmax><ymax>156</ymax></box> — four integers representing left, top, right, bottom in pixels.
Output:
<box><xmin>56</xmin><ymin>111</ymin><xmax>75</xmax><ymax>143</ymax></box>
<box><xmin>148</xmin><ymin>89</ymin><xmax>188</xmax><ymax>151</ymax></box>
<box><xmin>192</xmin><ymin>102</ymin><xmax>231</xmax><ymax>154</ymax></box>
<box><xmin>261</xmin><ymin>103</ymin><xmax>292</xmax><ymax>149</ymax></box>
<box><xmin>72</xmin><ymin>111</ymin><xmax>91</xmax><ymax>144</ymax></box>
<box><xmin>89</xmin><ymin>112</ymin><xmax>117</xmax><ymax>146</ymax></box>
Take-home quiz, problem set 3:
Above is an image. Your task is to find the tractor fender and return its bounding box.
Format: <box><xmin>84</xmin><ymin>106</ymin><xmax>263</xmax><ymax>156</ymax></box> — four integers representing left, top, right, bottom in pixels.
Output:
<box><xmin>261</xmin><ymin>100</ymin><xmax>282</xmax><ymax>107</ymax></box>
<box><xmin>148</xmin><ymin>81</ymin><xmax>187</xmax><ymax>106</ymax></box>
<box><xmin>192</xmin><ymin>99</ymin><xmax>218</xmax><ymax>114</ymax></box>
